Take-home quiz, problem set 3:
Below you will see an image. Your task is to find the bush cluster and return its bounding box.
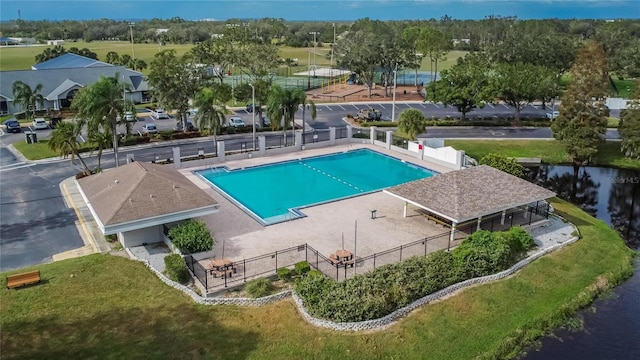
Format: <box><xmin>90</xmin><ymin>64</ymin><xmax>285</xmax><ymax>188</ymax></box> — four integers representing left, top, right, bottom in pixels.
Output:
<box><xmin>167</xmin><ymin>219</ymin><xmax>214</xmax><ymax>254</ymax></box>
<box><xmin>295</xmin><ymin>227</ymin><xmax>535</xmax><ymax>322</ymax></box>
<box><xmin>245</xmin><ymin>278</ymin><xmax>273</xmax><ymax>298</ymax></box>
<box><xmin>164</xmin><ymin>254</ymin><xmax>189</xmax><ymax>283</ymax></box>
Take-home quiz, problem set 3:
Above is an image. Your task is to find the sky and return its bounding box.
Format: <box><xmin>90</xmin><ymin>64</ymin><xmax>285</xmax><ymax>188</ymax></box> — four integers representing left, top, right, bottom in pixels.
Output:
<box><xmin>1</xmin><ymin>0</ymin><xmax>639</xmax><ymax>22</ymax></box>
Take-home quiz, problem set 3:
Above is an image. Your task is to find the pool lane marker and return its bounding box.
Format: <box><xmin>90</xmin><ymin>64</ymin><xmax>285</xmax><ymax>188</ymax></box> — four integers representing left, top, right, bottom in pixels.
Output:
<box><xmin>299</xmin><ymin>162</ymin><xmax>364</xmax><ymax>192</ymax></box>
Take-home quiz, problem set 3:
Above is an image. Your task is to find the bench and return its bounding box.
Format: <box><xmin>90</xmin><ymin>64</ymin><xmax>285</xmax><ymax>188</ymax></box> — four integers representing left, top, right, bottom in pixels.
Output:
<box><xmin>6</xmin><ymin>270</ymin><xmax>41</xmax><ymax>289</ymax></box>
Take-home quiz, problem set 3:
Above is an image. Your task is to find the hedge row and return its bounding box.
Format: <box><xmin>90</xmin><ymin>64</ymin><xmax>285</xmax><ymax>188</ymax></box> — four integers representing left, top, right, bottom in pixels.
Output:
<box><xmin>295</xmin><ymin>227</ymin><xmax>535</xmax><ymax>322</ymax></box>
<box><xmin>360</xmin><ymin>118</ymin><xmax>552</xmax><ymax>128</ymax></box>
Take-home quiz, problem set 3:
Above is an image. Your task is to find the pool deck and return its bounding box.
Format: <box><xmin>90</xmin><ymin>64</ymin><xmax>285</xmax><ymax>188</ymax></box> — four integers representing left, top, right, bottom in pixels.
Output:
<box><xmin>180</xmin><ymin>143</ymin><xmax>457</xmax><ymax>262</ymax></box>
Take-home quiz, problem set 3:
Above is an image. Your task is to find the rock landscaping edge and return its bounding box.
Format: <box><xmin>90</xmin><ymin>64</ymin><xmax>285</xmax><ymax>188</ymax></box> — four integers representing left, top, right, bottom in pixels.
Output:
<box><xmin>125</xmin><ymin>216</ymin><xmax>580</xmax><ymax>332</ymax></box>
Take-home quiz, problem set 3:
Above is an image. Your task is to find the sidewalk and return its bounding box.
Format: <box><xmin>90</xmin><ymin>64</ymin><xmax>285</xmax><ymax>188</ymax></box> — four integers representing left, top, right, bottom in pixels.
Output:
<box><xmin>52</xmin><ymin>177</ymin><xmax>111</xmax><ymax>261</ymax></box>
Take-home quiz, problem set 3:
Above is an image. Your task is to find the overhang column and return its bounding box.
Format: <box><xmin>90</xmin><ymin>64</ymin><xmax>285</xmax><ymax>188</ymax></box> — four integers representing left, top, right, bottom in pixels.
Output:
<box><xmin>476</xmin><ymin>216</ymin><xmax>482</xmax><ymax>231</ymax></box>
<box><xmin>501</xmin><ymin>210</ymin><xmax>507</xmax><ymax>225</ymax></box>
<box><xmin>448</xmin><ymin>222</ymin><xmax>457</xmax><ymax>251</ymax></box>
<box><xmin>403</xmin><ymin>202</ymin><xmax>408</xmax><ymax>217</ymax></box>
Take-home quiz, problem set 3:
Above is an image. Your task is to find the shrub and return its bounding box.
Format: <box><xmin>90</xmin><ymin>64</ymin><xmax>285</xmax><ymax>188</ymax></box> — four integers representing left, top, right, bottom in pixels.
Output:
<box><xmin>245</xmin><ymin>278</ymin><xmax>272</xmax><ymax>298</ymax></box>
<box><xmin>159</xmin><ymin>129</ymin><xmax>175</xmax><ymax>140</ymax></box>
<box><xmin>167</xmin><ymin>219</ymin><xmax>214</xmax><ymax>253</ymax></box>
<box><xmin>164</xmin><ymin>254</ymin><xmax>189</xmax><ymax>283</ymax></box>
<box><xmin>276</xmin><ymin>267</ymin><xmax>292</xmax><ymax>281</ymax></box>
<box><xmin>479</xmin><ymin>153</ymin><xmax>525</xmax><ymax>178</ymax></box>
<box><xmin>507</xmin><ymin>226</ymin><xmax>536</xmax><ymax>250</ymax></box>
<box><xmin>294</xmin><ymin>261</ymin><xmax>311</xmax><ymax>275</ymax></box>
<box><xmin>307</xmin><ymin>269</ymin><xmax>324</xmax><ymax>278</ymax></box>
<box><xmin>295</xmin><ymin>227</ymin><xmax>534</xmax><ymax>322</ymax></box>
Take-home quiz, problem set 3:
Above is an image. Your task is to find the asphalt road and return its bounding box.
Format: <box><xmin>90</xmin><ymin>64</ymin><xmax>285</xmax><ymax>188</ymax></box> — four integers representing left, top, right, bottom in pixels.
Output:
<box><xmin>0</xmin><ymin>149</ymin><xmax>84</xmax><ymax>271</ymax></box>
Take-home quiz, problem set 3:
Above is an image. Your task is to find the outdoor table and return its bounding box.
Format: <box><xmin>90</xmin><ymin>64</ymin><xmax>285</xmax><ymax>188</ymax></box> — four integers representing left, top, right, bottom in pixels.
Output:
<box><xmin>335</xmin><ymin>249</ymin><xmax>352</xmax><ymax>262</ymax></box>
<box><xmin>210</xmin><ymin>259</ymin><xmax>235</xmax><ymax>278</ymax></box>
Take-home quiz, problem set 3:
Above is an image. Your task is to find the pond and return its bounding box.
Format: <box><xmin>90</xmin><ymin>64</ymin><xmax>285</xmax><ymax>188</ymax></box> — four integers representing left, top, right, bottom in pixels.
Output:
<box><xmin>522</xmin><ymin>165</ymin><xmax>640</xmax><ymax>359</ymax></box>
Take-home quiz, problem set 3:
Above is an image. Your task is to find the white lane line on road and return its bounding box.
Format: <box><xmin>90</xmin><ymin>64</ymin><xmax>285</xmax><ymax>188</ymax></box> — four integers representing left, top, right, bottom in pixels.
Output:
<box><xmin>339</xmin><ymin>105</ymin><xmax>346</xmax><ymax>111</ymax></box>
<box><xmin>502</xmin><ymin>104</ymin><xmax>510</xmax><ymax>109</ymax></box>
<box><xmin>433</xmin><ymin>103</ymin><xmax>440</xmax><ymax>108</ymax></box>
<box><xmin>486</xmin><ymin>103</ymin><xmax>494</xmax><ymax>108</ymax></box>
<box><xmin>0</xmin><ymin>163</ymin><xmax>35</xmax><ymax>172</ymax></box>
<box><xmin>378</xmin><ymin>104</ymin><xmax>386</xmax><ymax>109</ymax></box>
<box><xmin>0</xmin><ymin>161</ymin><xmax>25</xmax><ymax>169</ymax></box>
<box><xmin>419</xmin><ymin>103</ymin><xmax>427</xmax><ymax>108</ymax></box>
<box><xmin>352</xmin><ymin>104</ymin><xmax>360</xmax><ymax>111</ymax></box>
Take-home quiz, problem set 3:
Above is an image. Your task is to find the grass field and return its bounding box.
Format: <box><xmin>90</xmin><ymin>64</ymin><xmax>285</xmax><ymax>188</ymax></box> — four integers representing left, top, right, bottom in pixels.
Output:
<box><xmin>0</xmin><ymin>199</ymin><xmax>633</xmax><ymax>359</ymax></box>
<box><xmin>13</xmin><ymin>138</ymin><xmax>96</xmax><ymax>161</ymax></box>
<box><xmin>0</xmin><ymin>41</ymin><xmax>467</xmax><ymax>74</ymax></box>
<box><xmin>445</xmin><ymin>139</ymin><xmax>640</xmax><ymax>170</ymax></box>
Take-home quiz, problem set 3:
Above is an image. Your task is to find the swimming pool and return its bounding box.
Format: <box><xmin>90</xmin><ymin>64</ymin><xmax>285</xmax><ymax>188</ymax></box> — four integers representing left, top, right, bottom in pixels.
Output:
<box><xmin>196</xmin><ymin>149</ymin><xmax>436</xmax><ymax>225</ymax></box>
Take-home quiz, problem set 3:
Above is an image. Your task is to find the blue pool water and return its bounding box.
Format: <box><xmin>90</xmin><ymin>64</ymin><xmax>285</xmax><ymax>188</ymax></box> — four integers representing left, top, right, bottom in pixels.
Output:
<box><xmin>196</xmin><ymin>149</ymin><xmax>436</xmax><ymax>224</ymax></box>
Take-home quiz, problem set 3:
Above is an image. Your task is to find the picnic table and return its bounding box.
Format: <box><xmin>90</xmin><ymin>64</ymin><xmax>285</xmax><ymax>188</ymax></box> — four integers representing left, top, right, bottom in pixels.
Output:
<box><xmin>209</xmin><ymin>258</ymin><xmax>236</xmax><ymax>278</ymax></box>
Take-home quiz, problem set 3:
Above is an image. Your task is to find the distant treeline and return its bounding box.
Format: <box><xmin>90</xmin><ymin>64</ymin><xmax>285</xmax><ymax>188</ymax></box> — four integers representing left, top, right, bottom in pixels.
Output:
<box><xmin>2</xmin><ymin>16</ymin><xmax>640</xmax><ymax>50</ymax></box>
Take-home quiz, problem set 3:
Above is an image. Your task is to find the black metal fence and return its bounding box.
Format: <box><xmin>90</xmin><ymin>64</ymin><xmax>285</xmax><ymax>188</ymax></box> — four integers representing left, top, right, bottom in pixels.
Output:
<box><xmin>184</xmin><ymin>202</ymin><xmax>549</xmax><ymax>293</ymax></box>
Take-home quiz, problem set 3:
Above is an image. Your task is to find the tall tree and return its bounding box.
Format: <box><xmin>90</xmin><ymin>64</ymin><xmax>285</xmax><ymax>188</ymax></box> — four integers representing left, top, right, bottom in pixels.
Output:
<box><xmin>619</xmin><ymin>80</ymin><xmax>640</xmax><ymax>159</ymax></box>
<box><xmin>147</xmin><ymin>50</ymin><xmax>204</xmax><ymax>131</ymax></box>
<box><xmin>491</xmin><ymin>62</ymin><xmax>556</xmax><ymax>123</ymax></box>
<box><xmin>265</xmin><ymin>85</ymin><xmax>306</xmax><ymax>146</ymax></box>
<box><xmin>334</xmin><ymin>30</ymin><xmax>379</xmax><ymax>98</ymax></box>
<box><xmin>48</xmin><ymin>121</ymin><xmax>91</xmax><ymax>176</ymax></box>
<box><xmin>552</xmin><ymin>41</ymin><xmax>609</xmax><ymax>169</ymax></box>
<box><xmin>416</xmin><ymin>27</ymin><xmax>450</xmax><ymax>83</ymax></box>
<box><xmin>11</xmin><ymin>81</ymin><xmax>44</xmax><ymax>119</ymax></box>
<box><xmin>105</xmin><ymin>51</ymin><xmax>120</xmax><ymax>65</ymax></box>
<box><xmin>425</xmin><ymin>53</ymin><xmax>493</xmax><ymax>120</ymax></box>
<box><xmin>72</xmin><ymin>75</ymin><xmax>132</xmax><ymax>167</ymax></box>
<box><xmin>193</xmin><ymin>86</ymin><xmax>228</xmax><ymax>154</ymax></box>
<box><xmin>397</xmin><ymin>108</ymin><xmax>426</xmax><ymax>140</ymax></box>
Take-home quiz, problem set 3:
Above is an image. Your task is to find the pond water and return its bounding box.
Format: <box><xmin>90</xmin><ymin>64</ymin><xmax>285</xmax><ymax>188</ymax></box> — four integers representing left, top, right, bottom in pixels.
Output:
<box><xmin>522</xmin><ymin>165</ymin><xmax>640</xmax><ymax>359</ymax></box>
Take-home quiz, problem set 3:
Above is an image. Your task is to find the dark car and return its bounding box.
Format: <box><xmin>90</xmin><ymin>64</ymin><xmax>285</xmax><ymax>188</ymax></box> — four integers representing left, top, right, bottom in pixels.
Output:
<box><xmin>4</xmin><ymin>120</ymin><xmax>22</xmax><ymax>133</ymax></box>
<box><xmin>245</xmin><ymin>104</ymin><xmax>263</xmax><ymax>113</ymax></box>
<box><xmin>176</xmin><ymin>121</ymin><xmax>195</xmax><ymax>131</ymax></box>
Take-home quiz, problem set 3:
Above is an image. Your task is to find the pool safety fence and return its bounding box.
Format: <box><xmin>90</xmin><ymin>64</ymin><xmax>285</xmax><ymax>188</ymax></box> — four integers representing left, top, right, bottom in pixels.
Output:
<box><xmin>185</xmin><ymin>203</ymin><xmax>550</xmax><ymax>294</ymax></box>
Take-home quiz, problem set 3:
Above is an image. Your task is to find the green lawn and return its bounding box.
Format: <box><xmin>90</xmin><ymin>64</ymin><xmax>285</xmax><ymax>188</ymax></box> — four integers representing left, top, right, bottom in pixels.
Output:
<box><xmin>1</xmin><ymin>41</ymin><xmax>466</xmax><ymax>74</ymax></box>
<box><xmin>446</xmin><ymin>139</ymin><xmax>640</xmax><ymax>170</ymax></box>
<box><xmin>13</xmin><ymin>138</ymin><xmax>95</xmax><ymax>161</ymax></box>
<box><xmin>0</xmin><ymin>199</ymin><xmax>634</xmax><ymax>360</ymax></box>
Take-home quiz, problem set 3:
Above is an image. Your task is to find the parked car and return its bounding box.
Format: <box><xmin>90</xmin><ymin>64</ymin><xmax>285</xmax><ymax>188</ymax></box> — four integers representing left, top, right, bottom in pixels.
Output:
<box><xmin>228</xmin><ymin>117</ymin><xmax>246</xmax><ymax>127</ymax></box>
<box><xmin>3</xmin><ymin>120</ymin><xmax>22</xmax><ymax>133</ymax></box>
<box><xmin>32</xmin><ymin>118</ymin><xmax>49</xmax><ymax>130</ymax></box>
<box><xmin>153</xmin><ymin>108</ymin><xmax>169</xmax><ymax>119</ymax></box>
<box><xmin>245</xmin><ymin>103</ymin><xmax>263</xmax><ymax>113</ymax></box>
<box><xmin>124</xmin><ymin>111</ymin><xmax>136</xmax><ymax>122</ymax></box>
<box><xmin>49</xmin><ymin>117</ymin><xmax>62</xmax><ymax>128</ymax></box>
<box><xmin>176</xmin><ymin>121</ymin><xmax>195</xmax><ymax>131</ymax></box>
<box><xmin>546</xmin><ymin>111</ymin><xmax>560</xmax><ymax>119</ymax></box>
<box><xmin>141</xmin><ymin>123</ymin><xmax>158</xmax><ymax>134</ymax></box>
<box><xmin>260</xmin><ymin>116</ymin><xmax>271</xmax><ymax>128</ymax></box>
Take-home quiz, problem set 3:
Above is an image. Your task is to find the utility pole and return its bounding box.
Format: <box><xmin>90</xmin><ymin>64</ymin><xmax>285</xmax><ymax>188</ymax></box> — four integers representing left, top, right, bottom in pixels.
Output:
<box><xmin>391</xmin><ymin>63</ymin><xmax>398</xmax><ymax>122</ymax></box>
<box><xmin>308</xmin><ymin>31</ymin><xmax>319</xmax><ymax>72</ymax></box>
<box><xmin>330</xmin><ymin>23</ymin><xmax>336</xmax><ymax>80</ymax></box>
<box><xmin>128</xmin><ymin>22</ymin><xmax>136</xmax><ymax>62</ymax></box>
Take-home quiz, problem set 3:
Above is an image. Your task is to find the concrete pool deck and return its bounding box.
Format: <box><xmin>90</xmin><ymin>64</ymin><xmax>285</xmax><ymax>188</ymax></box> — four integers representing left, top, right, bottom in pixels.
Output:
<box><xmin>180</xmin><ymin>143</ymin><xmax>457</xmax><ymax>261</ymax></box>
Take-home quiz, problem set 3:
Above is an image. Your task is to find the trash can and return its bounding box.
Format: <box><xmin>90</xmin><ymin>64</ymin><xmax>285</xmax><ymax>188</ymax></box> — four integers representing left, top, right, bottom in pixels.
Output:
<box><xmin>31</xmin><ymin>132</ymin><xmax>38</xmax><ymax>143</ymax></box>
<box><xmin>24</xmin><ymin>131</ymin><xmax>33</xmax><ymax>144</ymax></box>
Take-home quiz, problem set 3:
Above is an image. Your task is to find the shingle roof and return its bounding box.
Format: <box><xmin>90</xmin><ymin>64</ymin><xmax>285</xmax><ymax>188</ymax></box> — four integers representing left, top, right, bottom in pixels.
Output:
<box><xmin>77</xmin><ymin>162</ymin><xmax>218</xmax><ymax>226</ymax></box>
<box><xmin>384</xmin><ymin>165</ymin><xmax>556</xmax><ymax>223</ymax></box>
<box><xmin>0</xmin><ymin>66</ymin><xmax>148</xmax><ymax>101</ymax></box>
<box><xmin>32</xmin><ymin>53</ymin><xmax>113</xmax><ymax>70</ymax></box>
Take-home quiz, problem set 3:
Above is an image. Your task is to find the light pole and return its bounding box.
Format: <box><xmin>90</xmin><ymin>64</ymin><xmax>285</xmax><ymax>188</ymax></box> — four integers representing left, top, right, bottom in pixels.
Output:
<box><xmin>330</xmin><ymin>23</ymin><xmax>336</xmax><ymax>80</ymax></box>
<box><xmin>128</xmin><ymin>22</ymin><xmax>135</xmax><ymax>61</ymax></box>
<box><xmin>308</xmin><ymin>31</ymin><xmax>319</xmax><ymax>71</ymax></box>
<box><xmin>391</xmin><ymin>63</ymin><xmax>398</xmax><ymax>122</ymax></box>
<box><xmin>249</xmin><ymin>83</ymin><xmax>256</xmax><ymax>151</ymax></box>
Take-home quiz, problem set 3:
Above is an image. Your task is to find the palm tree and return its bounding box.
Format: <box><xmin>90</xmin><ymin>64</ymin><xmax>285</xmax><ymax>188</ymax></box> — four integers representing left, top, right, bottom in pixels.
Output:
<box><xmin>11</xmin><ymin>81</ymin><xmax>45</xmax><ymax>119</ymax></box>
<box><xmin>265</xmin><ymin>85</ymin><xmax>307</xmax><ymax>146</ymax></box>
<box><xmin>397</xmin><ymin>108</ymin><xmax>427</xmax><ymax>140</ymax></box>
<box><xmin>48</xmin><ymin>121</ymin><xmax>91</xmax><ymax>175</ymax></box>
<box><xmin>283</xmin><ymin>58</ymin><xmax>296</xmax><ymax>77</ymax></box>
<box><xmin>88</xmin><ymin>126</ymin><xmax>112</xmax><ymax>170</ymax></box>
<box><xmin>193</xmin><ymin>87</ymin><xmax>227</xmax><ymax>155</ymax></box>
<box><xmin>72</xmin><ymin>74</ymin><xmax>132</xmax><ymax>167</ymax></box>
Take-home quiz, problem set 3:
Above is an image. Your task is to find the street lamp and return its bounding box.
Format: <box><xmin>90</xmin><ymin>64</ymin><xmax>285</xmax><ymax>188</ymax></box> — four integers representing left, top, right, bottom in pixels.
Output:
<box><xmin>308</xmin><ymin>31</ymin><xmax>319</xmax><ymax>71</ymax></box>
<box><xmin>330</xmin><ymin>23</ymin><xmax>336</xmax><ymax>80</ymax></box>
<box><xmin>249</xmin><ymin>83</ymin><xmax>256</xmax><ymax>151</ymax></box>
<box><xmin>128</xmin><ymin>22</ymin><xmax>135</xmax><ymax>61</ymax></box>
<box><xmin>391</xmin><ymin>63</ymin><xmax>398</xmax><ymax>122</ymax></box>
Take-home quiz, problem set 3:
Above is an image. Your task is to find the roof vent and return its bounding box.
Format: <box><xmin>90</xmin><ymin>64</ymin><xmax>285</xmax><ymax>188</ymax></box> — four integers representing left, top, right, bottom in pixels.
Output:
<box><xmin>115</xmin><ymin>180</ymin><xmax>119</xmax><ymax>184</ymax></box>
<box><xmin>150</xmin><ymin>194</ymin><xmax>154</xmax><ymax>198</ymax></box>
